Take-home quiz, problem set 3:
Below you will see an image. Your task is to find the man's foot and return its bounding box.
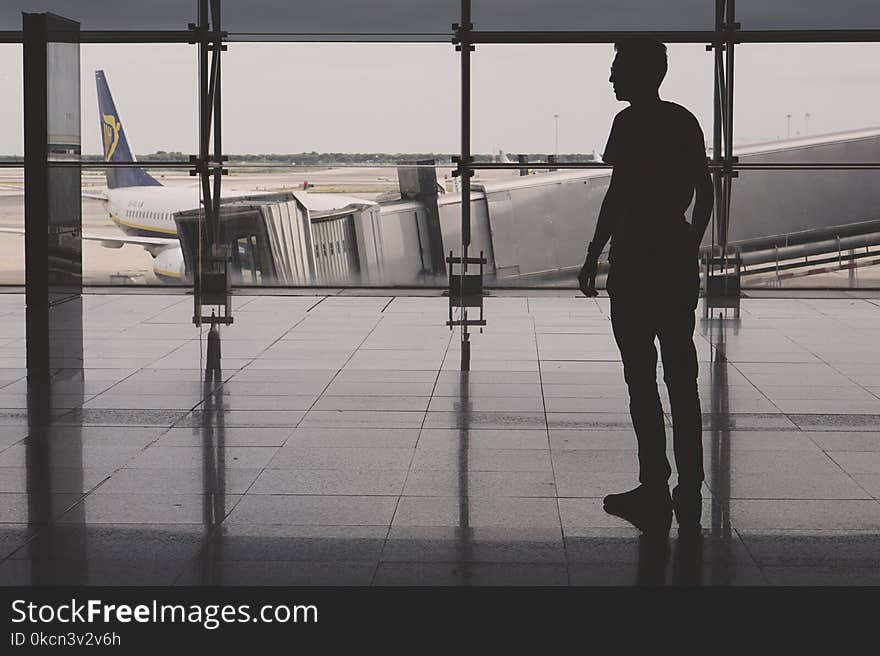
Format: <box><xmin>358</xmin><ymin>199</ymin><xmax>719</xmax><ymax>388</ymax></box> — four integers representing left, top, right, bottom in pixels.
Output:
<box><xmin>603</xmin><ymin>484</ymin><xmax>672</xmax><ymax>534</ymax></box>
<box><xmin>672</xmin><ymin>485</ymin><xmax>702</xmax><ymax>532</ymax></box>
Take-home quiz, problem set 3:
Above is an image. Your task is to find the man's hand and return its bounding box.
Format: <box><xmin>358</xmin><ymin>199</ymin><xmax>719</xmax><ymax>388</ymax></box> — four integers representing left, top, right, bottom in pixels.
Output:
<box><xmin>578</xmin><ymin>253</ymin><xmax>599</xmax><ymax>297</ymax></box>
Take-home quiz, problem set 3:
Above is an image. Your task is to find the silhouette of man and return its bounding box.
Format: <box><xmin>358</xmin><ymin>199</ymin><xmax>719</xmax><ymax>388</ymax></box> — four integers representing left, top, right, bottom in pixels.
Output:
<box><xmin>579</xmin><ymin>39</ymin><xmax>713</xmax><ymax>533</ymax></box>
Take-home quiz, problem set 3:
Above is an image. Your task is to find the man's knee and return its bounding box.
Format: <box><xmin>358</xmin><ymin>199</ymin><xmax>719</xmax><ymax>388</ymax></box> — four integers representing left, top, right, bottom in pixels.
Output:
<box><xmin>623</xmin><ymin>368</ymin><xmax>662</xmax><ymax>401</ymax></box>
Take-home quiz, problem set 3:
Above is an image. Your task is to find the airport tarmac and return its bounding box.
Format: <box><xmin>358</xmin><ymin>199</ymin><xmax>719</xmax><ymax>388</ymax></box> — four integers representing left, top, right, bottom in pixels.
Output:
<box><xmin>0</xmin><ymin>166</ymin><xmax>878</xmax><ymax>288</ymax></box>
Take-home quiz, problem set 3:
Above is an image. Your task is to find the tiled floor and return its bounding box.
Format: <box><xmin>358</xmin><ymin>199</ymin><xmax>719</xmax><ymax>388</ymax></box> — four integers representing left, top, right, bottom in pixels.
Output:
<box><xmin>1</xmin><ymin>290</ymin><xmax>879</xmax><ymax>585</ymax></box>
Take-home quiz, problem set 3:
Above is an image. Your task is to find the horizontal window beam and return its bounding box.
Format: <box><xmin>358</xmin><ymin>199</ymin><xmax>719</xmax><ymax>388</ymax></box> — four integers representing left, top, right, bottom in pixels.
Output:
<box><xmin>468</xmin><ymin>29</ymin><xmax>880</xmax><ymax>44</ymax></box>
<box><xmin>470</xmin><ymin>162</ymin><xmax>880</xmax><ymax>171</ymax></box>
<box><xmin>2</xmin><ymin>28</ymin><xmax>880</xmax><ymax>45</ymax></box>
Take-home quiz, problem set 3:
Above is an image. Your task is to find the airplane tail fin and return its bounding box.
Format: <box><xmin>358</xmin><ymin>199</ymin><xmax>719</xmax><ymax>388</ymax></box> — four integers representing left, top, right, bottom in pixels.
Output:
<box><xmin>95</xmin><ymin>69</ymin><xmax>161</xmax><ymax>189</ymax></box>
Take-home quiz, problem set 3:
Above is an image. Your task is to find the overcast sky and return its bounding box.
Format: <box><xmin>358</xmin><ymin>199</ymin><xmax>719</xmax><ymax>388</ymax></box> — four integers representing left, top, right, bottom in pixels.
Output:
<box><xmin>0</xmin><ymin>41</ymin><xmax>878</xmax><ymax>155</ymax></box>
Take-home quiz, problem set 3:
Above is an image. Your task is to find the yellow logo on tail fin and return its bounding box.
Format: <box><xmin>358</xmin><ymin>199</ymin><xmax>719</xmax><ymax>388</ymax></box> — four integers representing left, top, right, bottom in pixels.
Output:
<box><xmin>101</xmin><ymin>114</ymin><xmax>121</xmax><ymax>161</ymax></box>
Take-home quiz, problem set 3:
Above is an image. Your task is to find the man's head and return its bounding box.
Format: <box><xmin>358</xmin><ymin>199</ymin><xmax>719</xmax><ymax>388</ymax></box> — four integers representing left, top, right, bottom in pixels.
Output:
<box><xmin>610</xmin><ymin>39</ymin><xmax>668</xmax><ymax>102</ymax></box>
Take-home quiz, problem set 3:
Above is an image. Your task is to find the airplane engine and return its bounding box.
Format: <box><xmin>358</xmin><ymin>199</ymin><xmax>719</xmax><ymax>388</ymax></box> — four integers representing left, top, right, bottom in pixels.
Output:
<box><xmin>152</xmin><ymin>246</ymin><xmax>186</xmax><ymax>283</ymax></box>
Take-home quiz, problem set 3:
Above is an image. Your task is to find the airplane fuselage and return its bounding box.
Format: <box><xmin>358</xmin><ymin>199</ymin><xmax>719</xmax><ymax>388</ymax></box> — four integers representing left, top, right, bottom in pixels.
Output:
<box><xmin>106</xmin><ymin>186</ymin><xmax>198</xmax><ymax>238</ymax></box>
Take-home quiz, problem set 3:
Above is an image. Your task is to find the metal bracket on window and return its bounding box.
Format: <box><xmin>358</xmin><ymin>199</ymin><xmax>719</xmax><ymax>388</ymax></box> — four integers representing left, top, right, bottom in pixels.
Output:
<box><xmin>446</xmin><ymin>251</ymin><xmax>486</xmax><ymax>329</ymax></box>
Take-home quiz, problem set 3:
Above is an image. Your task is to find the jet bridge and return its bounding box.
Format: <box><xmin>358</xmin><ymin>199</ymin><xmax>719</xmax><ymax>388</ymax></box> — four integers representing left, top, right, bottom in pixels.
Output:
<box><xmin>375</xmin><ymin>127</ymin><xmax>880</xmax><ymax>286</ymax></box>
<box><xmin>173</xmin><ymin>128</ymin><xmax>880</xmax><ymax>288</ymax></box>
<box><xmin>175</xmin><ymin>191</ymin><xmax>381</xmax><ymax>285</ymax></box>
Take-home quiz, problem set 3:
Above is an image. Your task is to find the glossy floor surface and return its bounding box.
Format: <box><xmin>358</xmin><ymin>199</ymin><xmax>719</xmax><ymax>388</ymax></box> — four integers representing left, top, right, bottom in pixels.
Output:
<box><xmin>1</xmin><ymin>291</ymin><xmax>880</xmax><ymax>585</ymax></box>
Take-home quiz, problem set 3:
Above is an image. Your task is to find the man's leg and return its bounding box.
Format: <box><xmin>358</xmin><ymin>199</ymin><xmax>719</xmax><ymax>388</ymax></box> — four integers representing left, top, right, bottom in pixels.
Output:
<box><xmin>610</xmin><ymin>295</ymin><xmax>671</xmax><ymax>487</ymax></box>
<box><xmin>604</xmin><ymin>294</ymin><xmax>673</xmax><ymax>533</ymax></box>
<box><xmin>657</xmin><ymin>302</ymin><xmax>703</xmax><ymax>528</ymax></box>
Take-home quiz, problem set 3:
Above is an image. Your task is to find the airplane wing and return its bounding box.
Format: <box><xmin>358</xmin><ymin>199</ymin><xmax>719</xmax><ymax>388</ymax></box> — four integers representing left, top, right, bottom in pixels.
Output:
<box><xmin>0</xmin><ymin>227</ymin><xmax>177</xmax><ymax>255</ymax></box>
<box><xmin>0</xmin><ymin>189</ymin><xmax>108</xmax><ymax>201</ymax></box>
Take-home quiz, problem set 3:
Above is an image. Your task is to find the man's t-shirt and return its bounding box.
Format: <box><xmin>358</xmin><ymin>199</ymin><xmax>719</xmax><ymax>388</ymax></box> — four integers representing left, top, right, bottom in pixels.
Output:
<box><xmin>602</xmin><ymin>100</ymin><xmax>707</xmax><ymax>271</ymax></box>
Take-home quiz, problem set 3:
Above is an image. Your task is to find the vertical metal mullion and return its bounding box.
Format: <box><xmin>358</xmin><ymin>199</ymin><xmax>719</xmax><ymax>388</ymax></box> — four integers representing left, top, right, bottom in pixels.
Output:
<box><xmin>458</xmin><ymin>0</ymin><xmax>472</xmax><ymax>372</ymax></box>
<box><xmin>460</xmin><ymin>2</ymin><xmax>471</xmax><ymax>254</ymax></box>
<box><xmin>456</xmin><ymin>0</ymin><xmax>472</xmax><ymax>556</ymax></box>
<box><xmin>722</xmin><ymin>0</ymin><xmax>736</xmax><ymax>262</ymax></box>
<box><xmin>198</xmin><ymin>0</ymin><xmax>212</xmax><ymax>250</ymax></box>
<box><xmin>709</xmin><ymin>0</ymin><xmax>724</xmax><ymax>295</ymax></box>
<box><xmin>210</xmin><ymin>0</ymin><xmax>222</xmax><ymax>251</ymax></box>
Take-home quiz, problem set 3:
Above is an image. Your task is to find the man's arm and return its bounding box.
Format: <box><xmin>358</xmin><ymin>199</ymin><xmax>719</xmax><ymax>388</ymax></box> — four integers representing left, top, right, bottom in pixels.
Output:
<box><xmin>578</xmin><ymin>172</ymin><xmax>621</xmax><ymax>296</ymax></box>
<box><xmin>690</xmin><ymin>159</ymin><xmax>713</xmax><ymax>247</ymax></box>
<box><xmin>689</xmin><ymin>120</ymin><xmax>713</xmax><ymax>250</ymax></box>
<box><xmin>579</xmin><ymin>111</ymin><xmax>624</xmax><ymax>296</ymax></box>
<box><xmin>588</xmin><ymin>172</ymin><xmax>621</xmax><ymax>258</ymax></box>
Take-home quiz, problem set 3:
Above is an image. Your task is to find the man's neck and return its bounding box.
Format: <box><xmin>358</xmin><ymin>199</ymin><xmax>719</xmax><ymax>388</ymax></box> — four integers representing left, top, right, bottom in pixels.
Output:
<box><xmin>628</xmin><ymin>93</ymin><xmax>662</xmax><ymax>108</ymax></box>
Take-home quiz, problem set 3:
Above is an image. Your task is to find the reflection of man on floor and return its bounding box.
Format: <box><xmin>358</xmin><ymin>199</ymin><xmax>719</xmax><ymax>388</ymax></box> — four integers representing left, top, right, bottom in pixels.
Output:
<box><xmin>579</xmin><ymin>39</ymin><xmax>713</xmax><ymax>533</ymax></box>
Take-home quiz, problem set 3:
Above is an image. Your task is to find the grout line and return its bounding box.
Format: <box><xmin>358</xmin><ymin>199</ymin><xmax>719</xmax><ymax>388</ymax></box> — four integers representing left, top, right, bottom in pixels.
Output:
<box><xmin>531</xmin><ymin>306</ymin><xmax>569</xmax><ymax>581</ymax></box>
<box><xmin>305</xmin><ymin>296</ymin><xmax>329</xmax><ymax>312</ymax></box>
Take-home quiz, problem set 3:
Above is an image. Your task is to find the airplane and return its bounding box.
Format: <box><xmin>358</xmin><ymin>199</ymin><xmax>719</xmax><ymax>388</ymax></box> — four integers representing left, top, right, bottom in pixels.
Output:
<box><xmin>0</xmin><ymin>69</ymin><xmax>396</xmax><ymax>285</ymax></box>
<box><xmin>92</xmin><ymin>70</ymin><xmax>379</xmax><ymax>283</ymax></box>
<box><xmin>0</xmin><ymin>70</ymin><xmax>369</xmax><ymax>283</ymax></box>
<box><xmin>0</xmin><ymin>71</ymin><xmax>192</xmax><ymax>281</ymax></box>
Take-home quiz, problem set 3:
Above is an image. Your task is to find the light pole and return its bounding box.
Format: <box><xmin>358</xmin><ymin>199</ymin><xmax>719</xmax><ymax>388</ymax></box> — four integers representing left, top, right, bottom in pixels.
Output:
<box><xmin>786</xmin><ymin>113</ymin><xmax>792</xmax><ymax>138</ymax></box>
<box><xmin>553</xmin><ymin>113</ymin><xmax>559</xmax><ymax>157</ymax></box>
<box><xmin>804</xmin><ymin>112</ymin><xmax>811</xmax><ymax>135</ymax></box>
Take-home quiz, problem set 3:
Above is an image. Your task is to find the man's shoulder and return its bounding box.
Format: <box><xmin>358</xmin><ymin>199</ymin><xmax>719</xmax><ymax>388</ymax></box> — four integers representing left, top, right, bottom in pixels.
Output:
<box><xmin>613</xmin><ymin>106</ymin><xmax>634</xmax><ymax>124</ymax></box>
<box><xmin>661</xmin><ymin>101</ymin><xmax>701</xmax><ymax>127</ymax></box>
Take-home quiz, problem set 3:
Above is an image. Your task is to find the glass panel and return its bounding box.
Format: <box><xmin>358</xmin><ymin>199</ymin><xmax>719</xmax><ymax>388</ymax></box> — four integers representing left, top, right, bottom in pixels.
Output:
<box><xmin>47</xmin><ymin>39</ymin><xmax>81</xmax><ymax>304</ymax></box>
<box><xmin>472</xmin><ymin>0</ymin><xmax>715</xmax><ymax>32</ymax></box>
<box><xmin>0</xmin><ymin>45</ymin><xmax>23</xmax><ymax>284</ymax></box>
<box><xmin>471</xmin><ymin>44</ymin><xmax>711</xmax><ymax>288</ymax></box>
<box><xmin>1</xmin><ymin>1</ymin><xmax>194</xmax><ymax>31</ymax></box>
<box><xmin>82</xmin><ymin>165</ymin><xmax>190</xmax><ymax>286</ymax></box>
<box><xmin>733</xmin><ymin>44</ymin><xmax>880</xmax><ymax>160</ymax></box>
<box><xmin>731</xmin><ymin>171</ymin><xmax>880</xmax><ymax>289</ymax></box>
<box><xmin>737</xmin><ymin>1</ymin><xmax>880</xmax><ymax>31</ymax></box>
<box><xmin>473</xmin><ymin>164</ymin><xmax>609</xmax><ymax>289</ymax></box>
<box><xmin>0</xmin><ymin>167</ymin><xmax>24</xmax><ymax>284</ymax></box>
<box><xmin>223</xmin><ymin>43</ymin><xmax>456</xmax><ymax>154</ymax></box>
<box><xmin>473</xmin><ymin>43</ymin><xmax>713</xmax><ymax>161</ymax></box>
<box><xmin>0</xmin><ymin>44</ymin><xmax>23</xmax><ymax>159</ymax></box>
<box><xmin>82</xmin><ymin>44</ymin><xmax>197</xmax><ymax>164</ymax></box>
<box><xmin>222</xmin><ymin>0</ymin><xmax>457</xmax><ymax>41</ymax></box>
<box><xmin>218</xmin><ymin>42</ymin><xmax>457</xmax><ymax>287</ymax></box>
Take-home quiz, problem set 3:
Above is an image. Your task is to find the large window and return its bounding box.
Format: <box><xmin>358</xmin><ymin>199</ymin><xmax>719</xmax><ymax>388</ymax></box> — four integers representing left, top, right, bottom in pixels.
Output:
<box><xmin>2</xmin><ymin>1</ymin><xmax>879</xmax><ymax>289</ymax></box>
